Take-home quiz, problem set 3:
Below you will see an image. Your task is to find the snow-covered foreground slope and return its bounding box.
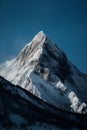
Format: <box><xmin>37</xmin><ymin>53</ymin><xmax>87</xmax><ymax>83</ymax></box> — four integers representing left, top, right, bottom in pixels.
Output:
<box><xmin>0</xmin><ymin>76</ymin><xmax>87</xmax><ymax>129</ymax></box>
<box><xmin>0</xmin><ymin>31</ymin><xmax>87</xmax><ymax>113</ymax></box>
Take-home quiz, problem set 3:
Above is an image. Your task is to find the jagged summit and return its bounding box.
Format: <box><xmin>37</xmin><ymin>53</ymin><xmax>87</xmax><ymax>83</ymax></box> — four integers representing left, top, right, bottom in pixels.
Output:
<box><xmin>0</xmin><ymin>31</ymin><xmax>87</xmax><ymax>113</ymax></box>
<box><xmin>31</xmin><ymin>31</ymin><xmax>46</xmax><ymax>45</ymax></box>
<box><xmin>17</xmin><ymin>31</ymin><xmax>62</xmax><ymax>62</ymax></box>
<box><xmin>19</xmin><ymin>32</ymin><xmax>70</xmax><ymax>80</ymax></box>
<box><xmin>33</xmin><ymin>31</ymin><xmax>46</xmax><ymax>40</ymax></box>
<box><xmin>16</xmin><ymin>31</ymin><xmax>70</xmax><ymax>82</ymax></box>
<box><xmin>17</xmin><ymin>31</ymin><xmax>46</xmax><ymax>58</ymax></box>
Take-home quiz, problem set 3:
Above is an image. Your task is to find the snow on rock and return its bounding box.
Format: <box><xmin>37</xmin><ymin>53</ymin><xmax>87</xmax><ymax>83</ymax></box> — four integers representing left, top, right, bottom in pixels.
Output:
<box><xmin>77</xmin><ymin>103</ymin><xmax>87</xmax><ymax>113</ymax></box>
<box><xmin>56</xmin><ymin>81</ymin><xmax>67</xmax><ymax>92</ymax></box>
<box><xmin>68</xmin><ymin>91</ymin><xmax>87</xmax><ymax>113</ymax></box>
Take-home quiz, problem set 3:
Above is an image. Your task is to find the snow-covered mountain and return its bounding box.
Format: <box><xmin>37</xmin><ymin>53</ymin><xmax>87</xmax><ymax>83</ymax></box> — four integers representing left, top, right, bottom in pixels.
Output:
<box><xmin>0</xmin><ymin>76</ymin><xmax>87</xmax><ymax>129</ymax></box>
<box><xmin>0</xmin><ymin>31</ymin><xmax>87</xmax><ymax>113</ymax></box>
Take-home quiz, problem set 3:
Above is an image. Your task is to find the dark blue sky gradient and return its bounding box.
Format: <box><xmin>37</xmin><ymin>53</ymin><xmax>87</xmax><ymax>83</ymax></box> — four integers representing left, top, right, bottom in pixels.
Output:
<box><xmin>0</xmin><ymin>0</ymin><xmax>87</xmax><ymax>73</ymax></box>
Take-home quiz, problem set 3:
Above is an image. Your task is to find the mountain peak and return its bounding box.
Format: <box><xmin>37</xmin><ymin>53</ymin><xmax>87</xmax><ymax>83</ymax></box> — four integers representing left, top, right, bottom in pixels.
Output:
<box><xmin>32</xmin><ymin>31</ymin><xmax>46</xmax><ymax>44</ymax></box>
<box><xmin>37</xmin><ymin>31</ymin><xmax>46</xmax><ymax>36</ymax></box>
<box><xmin>0</xmin><ymin>31</ymin><xmax>87</xmax><ymax>114</ymax></box>
<box><xmin>17</xmin><ymin>31</ymin><xmax>53</xmax><ymax>61</ymax></box>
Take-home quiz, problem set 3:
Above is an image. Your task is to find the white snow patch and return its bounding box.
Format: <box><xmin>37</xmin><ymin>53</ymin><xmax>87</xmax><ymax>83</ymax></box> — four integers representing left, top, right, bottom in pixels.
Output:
<box><xmin>68</xmin><ymin>91</ymin><xmax>87</xmax><ymax>113</ymax></box>
<box><xmin>56</xmin><ymin>81</ymin><xmax>67</xmax><ymax>91</ymax></box>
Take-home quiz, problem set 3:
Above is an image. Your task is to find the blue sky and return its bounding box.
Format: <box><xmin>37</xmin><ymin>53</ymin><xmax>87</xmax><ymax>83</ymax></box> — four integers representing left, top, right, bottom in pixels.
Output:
<box><xmin>0</xmin><ymin>0</ymin><xmax>87</xmax><ymax>73</ymax></box>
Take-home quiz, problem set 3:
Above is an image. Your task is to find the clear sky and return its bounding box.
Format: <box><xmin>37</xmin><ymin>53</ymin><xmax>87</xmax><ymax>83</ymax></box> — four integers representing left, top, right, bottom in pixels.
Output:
<box><xmin>0</xmin><ymin>0</ymin><xmax>87</xmax><ymax>73</ymax></box>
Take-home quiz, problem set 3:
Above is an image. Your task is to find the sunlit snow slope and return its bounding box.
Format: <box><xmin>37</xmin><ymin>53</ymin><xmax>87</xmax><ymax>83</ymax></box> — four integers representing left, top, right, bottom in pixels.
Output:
<box><xmin>0</xmin><ymin>31</ymin><xmax>87</xmax><ymax>113</ymax></box>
